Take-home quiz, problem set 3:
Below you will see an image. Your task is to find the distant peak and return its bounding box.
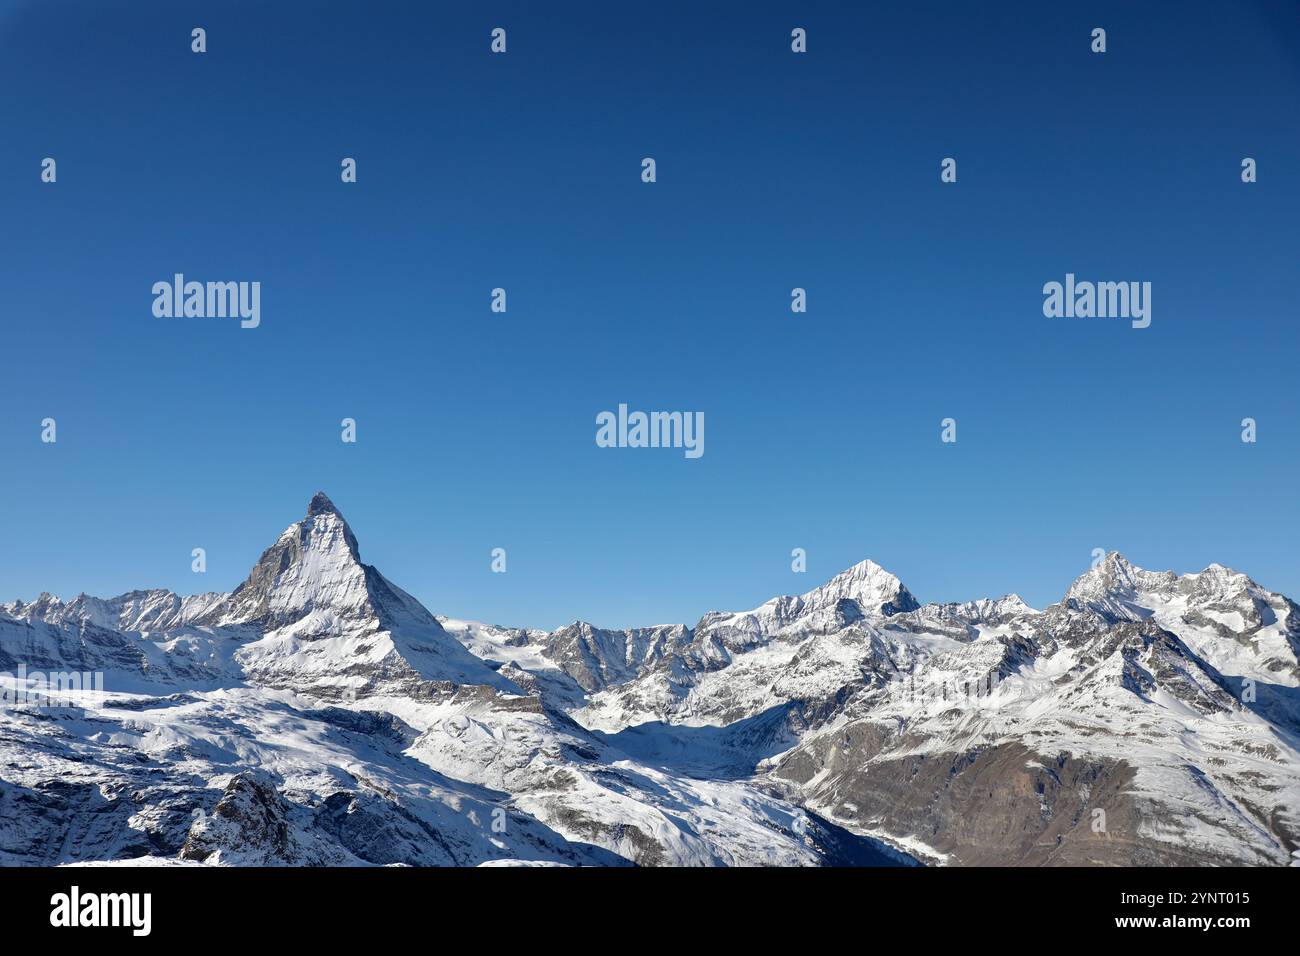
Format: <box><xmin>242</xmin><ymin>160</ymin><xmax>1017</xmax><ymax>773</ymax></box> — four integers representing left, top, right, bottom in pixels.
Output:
<box><xmin>805</xmin><ymin>558</ymin><xmax>919</xmax><ymax>616</ymax></box>
<box><xmin>819</xmin><ymin>559</ymin><xmax>901</xmax><ymax>592</ymax></box>
<box><xmin>1082</xmin><ymin>551</ymin><xmax>1140</xmax><ymax>579</ymax></box>
<box><xmin>1064</xmin><ymin>551</ymin><xmax>1158</xmax><ymax>606</ymax></box>
<box><xmin>307</xmin><ymin>491</ymin><xmax>340</xmax><ymax>518</ymax></box>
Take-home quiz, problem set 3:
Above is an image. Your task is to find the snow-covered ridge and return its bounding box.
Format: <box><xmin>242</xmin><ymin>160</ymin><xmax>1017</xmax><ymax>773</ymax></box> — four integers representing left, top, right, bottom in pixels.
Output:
<box><xmin>3</xmin><ymin>497</ymin><xmax>1298</xmax><ymax>868</ymax></box>
<box><xmin>0</xmin><ymin>493</ymin><xmax>907</xmax><ymax>867</ymax></box>
<box><xmin>456</xmin><ymin>550</ymin><xmax>1299</xmax><ymax>865</ymax></box>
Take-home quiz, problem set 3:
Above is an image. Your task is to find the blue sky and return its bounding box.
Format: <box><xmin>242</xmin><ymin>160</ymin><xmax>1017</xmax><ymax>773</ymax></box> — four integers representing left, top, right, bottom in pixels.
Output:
<box><xmin>1</xmin><ymin>1</ymin><xmax>1298</xmax><ymax>629</ymax></box>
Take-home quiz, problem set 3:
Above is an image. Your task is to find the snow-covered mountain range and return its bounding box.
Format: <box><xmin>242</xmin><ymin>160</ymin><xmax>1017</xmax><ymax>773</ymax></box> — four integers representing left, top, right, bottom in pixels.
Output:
<box><xmin>2</xmin><ymin>493</ymin><xmax>1297</xmax><ymax>866</ymax></box>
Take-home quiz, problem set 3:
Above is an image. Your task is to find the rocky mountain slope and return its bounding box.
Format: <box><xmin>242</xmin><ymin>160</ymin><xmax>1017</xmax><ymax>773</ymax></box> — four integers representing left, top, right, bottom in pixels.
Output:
<box><xmin>0</xmin><ymin>494</ymin><xmax>894</xmax><ymax>867</ymax></box>
<box><xmin>3</xmin><ymin>494</ymin><xmax>1297</xmax><ymax>866</ymax></box>
<box><xmin>452</xmin><ymin>556</ymin><xmax>1300</xmax><ymax>865</ymax></box>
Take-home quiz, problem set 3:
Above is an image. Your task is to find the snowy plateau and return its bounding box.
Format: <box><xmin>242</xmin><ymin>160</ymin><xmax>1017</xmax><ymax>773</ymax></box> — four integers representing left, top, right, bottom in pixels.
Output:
<box><xmin>1</xmin><ymin>493</ymin><xmax>1297</xmax><ymax>867</ymax></box>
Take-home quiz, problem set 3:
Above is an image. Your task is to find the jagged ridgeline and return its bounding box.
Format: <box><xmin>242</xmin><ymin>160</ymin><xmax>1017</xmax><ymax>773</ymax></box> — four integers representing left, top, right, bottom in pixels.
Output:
<box><xmin>2</xmin><ymin>494</ymin><xmax>1297</xmax><ymax>866</ymax></box>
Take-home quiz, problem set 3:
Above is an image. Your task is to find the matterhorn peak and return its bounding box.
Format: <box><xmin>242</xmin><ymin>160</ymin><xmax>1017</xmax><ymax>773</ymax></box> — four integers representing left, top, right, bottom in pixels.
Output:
<box><xmin>300</xmin><ymin>491</ymin><xmax>360</xmax><ymax>558</ymax></box>
<box><xmin>179</xmin><ymin>491</ymin><xmax>518</xmax><ymax>695</ymax></box>
<box><xmin>200</xmin><ymin>491</ymin><xmax>374</xmax><ymax>631</ymax></box>
<box><xmin>307</xmin><ymin>490</ymin><xmax>341</xmax><ymax>518</ymax></box>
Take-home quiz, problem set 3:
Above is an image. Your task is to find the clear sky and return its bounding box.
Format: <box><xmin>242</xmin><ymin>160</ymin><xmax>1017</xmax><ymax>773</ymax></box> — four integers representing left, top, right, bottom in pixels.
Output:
<box><xmin>2</xmin><ymin>1</ymin><xmax>1298</xmax><ymax>629</ymax></box>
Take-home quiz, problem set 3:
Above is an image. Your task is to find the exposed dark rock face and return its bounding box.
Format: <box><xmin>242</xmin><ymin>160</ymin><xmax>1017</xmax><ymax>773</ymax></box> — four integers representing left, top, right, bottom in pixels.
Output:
<box><xmin>1</xmin><ymin>777</ymin><xmax>168</xmax><ymax>865</ymax></box>
<box><xmin>773</xmin><ymin>734</ymin><xmax>1282</xmax><ymax>866</ymax></box>
<box><xmin>774</xmin><ymin>738</ymin><xmax>1150</xmax><ymax>865</ymax></box>
<box><xmin>179</xmin><ymin>771</ymin><xmax>337</xmax><ymax>865</ymax></box>
<box><xmin>542</xmin><ymin>622</ymin><xmax>691</xmax><ymax>692</ymax></box>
